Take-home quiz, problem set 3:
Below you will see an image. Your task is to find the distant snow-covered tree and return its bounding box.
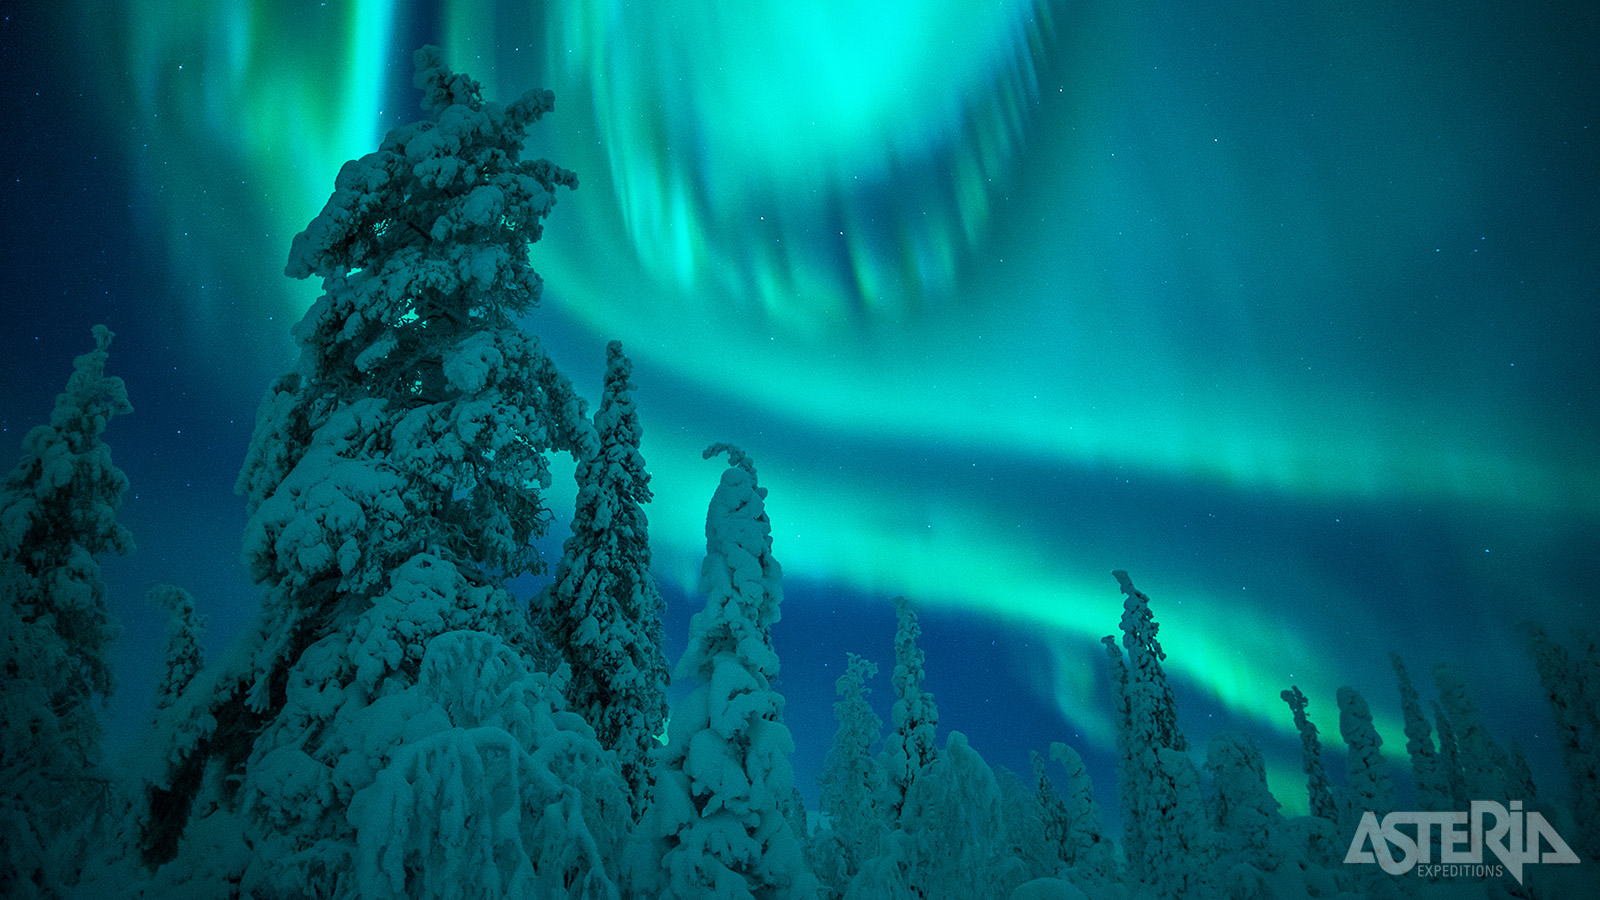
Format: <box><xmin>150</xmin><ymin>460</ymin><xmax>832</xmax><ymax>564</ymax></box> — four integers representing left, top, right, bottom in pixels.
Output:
<box><xmin>1100</xmin><ymin>633</ymin><xmax>1137</xmax><ymax>868</ymax></box>
<box><xmin>817</xmin><ymin>653</ymin><xmax>888</xmax><ymax>897</ymax></box>
<box><xmin>998</xmin><ymin>764</ymin><xmax>1057</xmax><ymax>882</ymax></box>
<box><xmin>535</xmin><ymin>339</ymin><xmax>668</xmax><ymax>810</ymax></box>
<box><xmin>1102</xmin><ymin>570</ymin><xmax>1211</xmax><ymax>898</ymax></box>
<box><xmin>1433</xmin><ymin>664</ymin><xmax>1510</xmax><ymax>803</ymax></box>
<box><xmin>1280</xmin><ymin>685</ymin><xmax>1337</xmax><ymax>823</ymax></box>
<box><xmin>631</xmin><ymin>444</ymin><xmax>819</xmax><ymax>900</ymax></box>
<box><xmin>880</xmin><ymin>594</ymin><xmax>939</xmax><ymax>821</ymax></box>
<box><xmin>1030</xmin><ymin>751</ymin><xmax>1070</xmax><ymax>871</ymax></box>
<box><xmin>130</xmin><ymin>48</ymin><xmax>628</xmax><ymax>897</ymax></box>
<box><xmin>1430</xmin><ymin>699</ymin><xmax>1468</xmax><ymax>809</ymax></box>
<box><xmin>1522</xmin><ymin>623</ymin><xmax>1599</xmax><ymax>861</ymax></box>
<box><xmin>0</xmin><ymin>325</ymin><xmax>132</xmax><ymax>899</ymax></box>
<box><xmin>1388</xmin><ymin>652</ymin><xmax>1451</xmax><ymax>812</ymax></box>
<box><xmin>147</xmin><ymin>584</ymin><xmax>205</xmax><ymax>715</ymax></box>
<box><xmin>849</xmin><ymin>732</ymin><xmax>1025</xmax><ymax>900</ymax></box>
<box><xmin>1204</xmin><ymin>733</ymin><xmax>1282</xmax><ymax>892</ymax></box>
<box><xmin>1504</xmin><ymin>741</ymin><xmax>1539</xmax><ymax>802</ymax></box>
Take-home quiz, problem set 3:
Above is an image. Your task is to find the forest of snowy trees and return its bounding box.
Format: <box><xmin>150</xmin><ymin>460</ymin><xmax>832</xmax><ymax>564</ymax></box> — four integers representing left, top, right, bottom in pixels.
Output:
<box><xmin>2</xmin><ymin>48</ymin><xmax>1596</xmax><ymax>900</ymax></box>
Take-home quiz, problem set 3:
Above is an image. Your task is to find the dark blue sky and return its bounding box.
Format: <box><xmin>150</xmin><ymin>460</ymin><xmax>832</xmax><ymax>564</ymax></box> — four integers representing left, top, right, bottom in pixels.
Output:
<box><xmin>2</xmin><ymin>1</ymin><xmax>1596</xmax><ymax>813</ymax></box>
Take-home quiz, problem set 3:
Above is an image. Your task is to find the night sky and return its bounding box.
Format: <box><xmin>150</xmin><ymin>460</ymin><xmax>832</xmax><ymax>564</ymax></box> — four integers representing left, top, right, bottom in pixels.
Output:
<box><xmin>2</xmin><ymin>1</ymin><xmax>1596</xmax><ymax>815</ymax></box>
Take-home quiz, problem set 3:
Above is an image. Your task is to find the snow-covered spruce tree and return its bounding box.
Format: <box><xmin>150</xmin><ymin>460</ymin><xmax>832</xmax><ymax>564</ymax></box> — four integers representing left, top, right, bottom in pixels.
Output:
<box><xmin>1336</xmin><ymin>686</ymin><xmax>1393</xmax><ymax>837</ymax></box>
<box><xmin>1101</xmin><ymin>570</ymin><xmax>1212</xmax><ymax>899</ymax></box>
<box><xmin>1203</xmin><ymin>732</ymin><xmax>1282</xmax><ymax>897</ymax></box>
<box><xmin>1335</xmin><ymin>685</ymin><xmax>1403</xmax><ymax>900</ymax></box>
<box><xmin>132</xmin><ymin>48</ymin><xmax>630</xmax><ymax>897</ymax></box>
<box><xmin>535</xmin><ymin>339</ymin><xmax>668</xmax><ymax>810</ymax></box>
<box><xmin>1521</xmin><ymin>623</ymin><xmax>1599</xmax><ymax>862</ymax></box>
<box><xmin>816</xmin><ymin>652</ymin><xmax>888</xmax><ymax>898</ymax></box>
<box><xmin>1280</xmin><ymin>686</ymin><xmax>1337</xmax><ymax>823</ymax></box>
<box><xmin>0</xmin><ymin>325</ymin><xmax>132</xmax><ymax>898</ymax></box>
<box><xmin>848</xmin><ymin>733</ymin><xmax>1025</xmax><ymax>900</ymax></box>
<box><xmin>631</xmin><ymin>444</ymin><xmax>819</xmax><ymax>900</ymax></box>
<box><xmin>148</xmin><ymin>584</ymin><xmax>205</xmax><ymax>716</ymax></box>
<box><xmin>880</xmin><ymin>594</ymin><xmax>939</xmax><ymax>821</ymax></box>
<box><xmin>1389</xmin><ymin>652</ymin><xmax>1451</xmax><ymax>812</ymax></box>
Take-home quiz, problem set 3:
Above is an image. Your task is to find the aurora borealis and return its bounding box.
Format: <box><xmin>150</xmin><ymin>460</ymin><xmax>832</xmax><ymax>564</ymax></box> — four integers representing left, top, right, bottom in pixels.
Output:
<box><xmin>3</xmin><ymin>0</ymin><xmax>1596</xmax><ymax>813</ymax></box>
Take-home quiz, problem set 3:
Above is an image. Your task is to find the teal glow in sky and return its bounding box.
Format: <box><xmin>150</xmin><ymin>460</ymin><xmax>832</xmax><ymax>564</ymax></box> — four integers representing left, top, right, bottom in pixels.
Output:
<box><xmin>17</xmin><ymin>0</ymin><xmax>1598</xmax><ymax>809</ymax></box>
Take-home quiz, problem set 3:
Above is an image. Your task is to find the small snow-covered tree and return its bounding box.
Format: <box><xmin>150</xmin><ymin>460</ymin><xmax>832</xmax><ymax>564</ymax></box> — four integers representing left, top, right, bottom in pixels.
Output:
<box><xmin>1389</xmin><ymin>652</ymin><xmax>1451</xmax><ymax>812</ymax></box>
<box><xmin>131</xmin><ymin>48</ymin><xmax>628</xmax><ymax>897</ymax></box>
<box><xmin>1102</xmin><ymin>570</ymin><xmax>1210</xmax><ymax>898</ymax></box>
<box><xmin>816</xmin><ymin>653</ymin><xmax>887</xmax><ymax>897</ymax></box>
<box><xmin>850</xmin><ymin>732</ymin><xmax>1025</xmax><ymax>900</ymax></box>
<box><xmin>631</xmin><ymin>444</ymin><xmax>819</xmax><ymax>900</ymax></box>
<box><xmin>880</xmin><ymin>594</ymin><xmax>939</xmax><ymax>820</ymax></box>
<box><xmin>1433</xmin><ymin>664</ymin><xmax>1510</xmax><ymax>803</ymax></box>
<box><xmin>905</xmin><ymin>732</ymin><xmax>1027</xmax><ymax>900</ymax></box>
<box><xmin>536</xmin><ymin>339</ymin><xmax>668</xmax><ymax>809</ymax></box>
<box><xmin>148</xmin><ymin>584</ymin><xmax>205</xmax><ymax>715</ymax></box>
<box><xmin>998</xmin><ymin>764</ymin><xmax>1057</xmax><ymax>882</ymax></box>
<box><xmin>1280</xmin><ymin>686</ymin><xmax>1337</xmax><ymax>823</ymax></box>
<box><xmin>344</xmin><ymin>627</ymin><xmax>628</xmax><ymax>900</ymax></box>
<box><xmin>1037</xmin><ymin>742</ymin><xmax>1115</xmax><ymax>884</ymax></box>
<box><xmin>0</xmin><ymin>325</ymin><xmax>132</xmax><ymax>898</ymax></box>
<box><xmin>1204</xmin><ymin>733</ymin><xmax>1282</xmax><ymax>891</ymax></box>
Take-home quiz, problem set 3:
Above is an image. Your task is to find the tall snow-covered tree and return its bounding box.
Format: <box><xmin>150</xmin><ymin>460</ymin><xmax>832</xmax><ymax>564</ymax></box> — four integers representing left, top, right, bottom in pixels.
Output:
<box><xmin>816</xmin><ymin>653</ymin><xmax>887</xmax><ymax>897</ymax></box>
<box><xmin>536</xmin><ymin>339</ymin><xmax>668</xmax><ymax>809</ymax></box>
<box><xmin>131</xmin><ymin>48</ymin><xmax>629</xmax><ymax>897</ymax></box>
<box><xmin>147</xmin><ymin>584</ymin><xmax>205</xmax><ymax>716</ymax></box>
<box><xmin>0</xmin><ymin>325</ymin><xmax>132</xmax><ymax>899</ymax></box>
<box><xmin>1102</xmin><ymin>570</ymin><xmax>1210</xmax><ymax>898</ymax></box>
<box><xmin>1522</xmin><ymin>624</ymin><xmax>1599</xmax><ymax>861</ymax></box>
<box><xmin>880</xmin><ymin>594</ymin><xmax>939</xmax><ymax>820</ymax></box>
<box><xmin>1335</xmin><ymin>686</ymin><xmax>1393</xmax><ymax>839</ymax></box>
<box><xmin>631</xmin><ymin>444</ymin><xmax>819</xmax><ymax>900</ymax></box>
<box><xmin>1280</xmin><ymin>686</ymin><xmax>1337</xmax><ymax>823</ymax></box>
<box><xmin>1389</xmin><ymin>652</ymin><xmax>1451</xmax><ymax>812</ymax></box>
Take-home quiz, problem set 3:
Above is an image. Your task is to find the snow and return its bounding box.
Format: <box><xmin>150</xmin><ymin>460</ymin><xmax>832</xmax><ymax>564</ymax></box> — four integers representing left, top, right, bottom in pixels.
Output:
<box><xmin>1009</xmin><ymin>878</ymin><xmax>1089</xmax><ymax>900</ymax></box>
